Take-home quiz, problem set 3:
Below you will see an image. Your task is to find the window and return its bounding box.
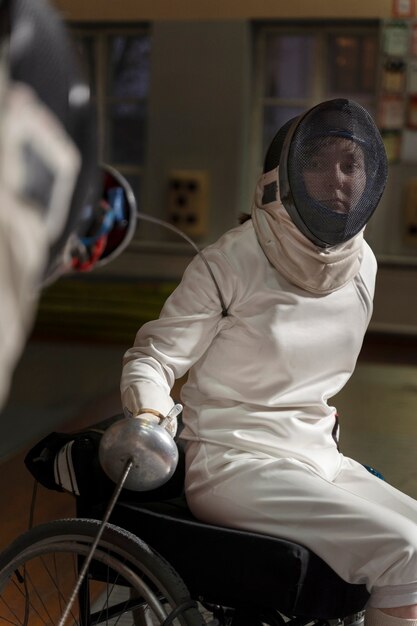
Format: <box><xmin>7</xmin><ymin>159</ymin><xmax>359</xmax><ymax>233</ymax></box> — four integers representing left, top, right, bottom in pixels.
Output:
<box><xmin>255</xmin><ymin>23</ymin><xmax>379</xmax><ymax>166</ymax></box>
<box><xmin>73</xmin><ymin>26</ymin><xmax>151</xmax><ymax>214</ymax></box>
<box><xmin>327</xmin><ymin>34</ymin><xmax>378</xmax><ymax>96</ymax></box>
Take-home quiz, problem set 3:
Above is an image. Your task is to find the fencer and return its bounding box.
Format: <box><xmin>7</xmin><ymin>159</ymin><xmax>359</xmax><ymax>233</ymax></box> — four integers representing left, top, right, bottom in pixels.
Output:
<box><xmin>121</xmin><ymin>98</ymin><xmax>417</xmax><ymax>626</ymax></box>
<box><xmin>0</xmin><ymin>0</ymin><xmax>97</xmax><ymax>409</ymax></box>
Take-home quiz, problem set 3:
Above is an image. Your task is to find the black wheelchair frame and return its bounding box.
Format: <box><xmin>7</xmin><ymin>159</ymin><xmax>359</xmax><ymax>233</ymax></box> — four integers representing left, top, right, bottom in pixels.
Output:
<box><xmin>0</xmin><ymin>418</ymin><xmax>375</xmax><ymax>626</ymax></box>
<box><xmin>75</xmin><ymin>447</ymin><xmax>371</xmax><ymax>626</ymax></box>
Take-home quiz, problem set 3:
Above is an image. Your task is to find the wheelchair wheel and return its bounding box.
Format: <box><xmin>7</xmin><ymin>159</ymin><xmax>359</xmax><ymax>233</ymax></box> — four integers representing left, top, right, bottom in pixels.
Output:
<box><xmin>0</xmin><ymin>518</ymin><xmax>205</xmax><ymax>625</ymax></box>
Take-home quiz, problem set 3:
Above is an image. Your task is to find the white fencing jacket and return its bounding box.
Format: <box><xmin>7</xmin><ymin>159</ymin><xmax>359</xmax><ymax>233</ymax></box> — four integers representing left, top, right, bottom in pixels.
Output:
<box><xmin>121</xmin><ymin>216</ymin><xmax>376</xmax><ymax>478</ymax></box>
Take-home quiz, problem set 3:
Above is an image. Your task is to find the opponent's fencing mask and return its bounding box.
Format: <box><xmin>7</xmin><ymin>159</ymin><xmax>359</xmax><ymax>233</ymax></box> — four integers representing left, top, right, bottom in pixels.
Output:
<box><xmin>0</xmin><ymin>0</ymin><xmax>97</xmax><ymax>408</ymax></box>
<box><xmin>8</xmin><ymin>0</ymin><xmax>98</xmax><ymax>267</ymax></box>
<box><xmin>275</xmin><ymin>99</ymin><xmax>388</xmax><ymax>248</ymax></box>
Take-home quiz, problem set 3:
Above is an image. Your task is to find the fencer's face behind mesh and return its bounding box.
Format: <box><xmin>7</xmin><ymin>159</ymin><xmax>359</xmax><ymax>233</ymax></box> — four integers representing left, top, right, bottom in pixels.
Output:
<box><xmin>278</xmin><ymin>99</ymin><xmax>388</xmax><ymax>247</ymax></box>
<box><xmin>302</xmin><ymin>137</ymin><xmax>366</xmax><ymax>215</ymax></box>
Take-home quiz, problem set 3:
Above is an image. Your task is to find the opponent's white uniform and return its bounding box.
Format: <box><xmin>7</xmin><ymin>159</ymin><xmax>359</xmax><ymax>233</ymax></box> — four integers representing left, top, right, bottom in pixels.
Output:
<box><xmin>121</xmin><ymin>219</ymin><xmax>417</xmax><ymax>609</ymax></box>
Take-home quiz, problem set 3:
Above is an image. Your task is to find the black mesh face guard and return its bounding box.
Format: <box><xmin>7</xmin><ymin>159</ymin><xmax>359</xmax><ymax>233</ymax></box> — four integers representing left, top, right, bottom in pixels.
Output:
<box><xmin>278</xmin><ymin>99</ymin><xmax>388</xmax><ymax>248</ymax></box>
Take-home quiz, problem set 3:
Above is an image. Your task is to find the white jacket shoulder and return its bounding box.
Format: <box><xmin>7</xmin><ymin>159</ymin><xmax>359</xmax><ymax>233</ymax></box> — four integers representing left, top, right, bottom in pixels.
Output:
<box><xmin>204</xmin><ymin>219</ymin><xmax>262</xmax><ymax>273</ymax></box>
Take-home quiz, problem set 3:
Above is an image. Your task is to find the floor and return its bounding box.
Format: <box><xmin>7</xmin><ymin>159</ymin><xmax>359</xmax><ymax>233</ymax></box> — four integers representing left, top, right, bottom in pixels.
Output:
<box><xmin>0</xmin><ymin>339</ymin><xmax>124</xmax><ymax>553</ymax></box>
<box><xmin>0</xmin><ymin>332</ymin><xmax>417</xmax><ymax>591</ymax></box>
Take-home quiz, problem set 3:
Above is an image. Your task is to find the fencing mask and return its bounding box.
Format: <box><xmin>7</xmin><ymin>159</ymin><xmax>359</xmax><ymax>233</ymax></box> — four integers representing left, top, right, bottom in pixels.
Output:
<box><xmin>275</xmin><ymin>99</ymin><xmax>388</xmax><ymax>248</ymax></box>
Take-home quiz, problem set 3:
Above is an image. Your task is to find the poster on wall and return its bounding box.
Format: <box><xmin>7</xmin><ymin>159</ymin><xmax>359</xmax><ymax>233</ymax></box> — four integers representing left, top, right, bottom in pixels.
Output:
<box><xmin>382</xmin><ymin>59</ymin><xmax>406</xmax><ymax>92</ymax></box>
<box><xmin>382</xmin><ymin>130</ymin><xmax>403</xmax><ymax>161</ymax></box>
<box><xmin>401</xmin><ymin>128</ymin><xmax>417</xmax><ymax>161</ymax></box>
<box><xmin>411</xmin><ymin>23</ymin><xmax>417</xmax><ymax>56</ymax></box>
<box><xmin>383</xmin><ymin>21</ymin><xmax>410</xmax><ymax>56</ymax></box>
<box><xmin>407</xmin><ymin>95</ymin><xmax>417</xmax><ymax>127</ymax></box>
<box><xmin>392</xmin><ymin>0</ymin><xmax>415</xmax><ymax>18</ymax></box>
<box><xmin>408</xmin><ymin>59</ymin><xmax>417</xmax><ymax>91</ymax></box>
<box><xmin>378</xmin><ymin>94</ymin><xmax>406</xmax><ymax>129</ymax></box>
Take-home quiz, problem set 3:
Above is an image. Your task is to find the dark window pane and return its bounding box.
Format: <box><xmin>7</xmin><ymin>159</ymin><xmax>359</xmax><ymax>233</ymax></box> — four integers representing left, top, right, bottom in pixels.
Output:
<box><xmin>108</xmin><ymin>102</ymin><xmax>147</xmax><ymax>164</ymax></box>
<box><xmin>361</xmin><ymin>35</ymin><xmax>378</xmax><ymax>92</ymax></box>
<box><xmin>263</xmin><ymin>105</ymin><xmax>306</xmax><ymax>158</ymax></box>
<box><xmin>108</xmin><ymin>35</ymin><xmax>150</xmax><ymax>99</ymax></box>
<box><xmin>327</xmin><ymin>34</ymin><xmax>377</xmax><ymax>94</ymax></box>
<box><xmin>264</xmin><ymin>35</ymin><xmax>314</xmax><ymax>99</ymax></box>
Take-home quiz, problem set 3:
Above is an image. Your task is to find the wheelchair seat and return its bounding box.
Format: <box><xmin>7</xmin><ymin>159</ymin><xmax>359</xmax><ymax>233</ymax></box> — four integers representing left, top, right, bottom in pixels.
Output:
<box><xmin>77</xmin><ymin>493</ymin><xmax>369</xmax><ymax>620</ymax></box>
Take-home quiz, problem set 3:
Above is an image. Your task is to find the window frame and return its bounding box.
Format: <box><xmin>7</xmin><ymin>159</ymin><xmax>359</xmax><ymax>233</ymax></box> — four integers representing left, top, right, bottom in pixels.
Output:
<box><xmin>71</xmin><ymin>23</ymin><xmax>151</xmax><ymax>207</ymax></box>
<box><xmin>251</xmin><ymin>21</ymin><xmax>381</xmax><ymax>178</ymax></box>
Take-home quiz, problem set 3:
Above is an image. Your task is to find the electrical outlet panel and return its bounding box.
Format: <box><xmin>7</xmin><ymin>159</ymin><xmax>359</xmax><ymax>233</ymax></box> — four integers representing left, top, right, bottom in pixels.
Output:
<box><xmin>404</xmin><ymin>177</ymin><xmax>417</xmax><ymax>244</ymax></box>
<box><xmin>167</xmin><ymin>170</ymin><xmax>209</xmax><ymax>238</ymax></box>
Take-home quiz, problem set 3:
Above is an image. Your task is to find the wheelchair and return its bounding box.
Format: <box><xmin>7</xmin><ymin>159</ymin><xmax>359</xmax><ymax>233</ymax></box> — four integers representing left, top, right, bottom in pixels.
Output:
<box><xmin>0</xmin><ymin>421</ymin><xmax>374</xmax><ymax>626</ymax></box>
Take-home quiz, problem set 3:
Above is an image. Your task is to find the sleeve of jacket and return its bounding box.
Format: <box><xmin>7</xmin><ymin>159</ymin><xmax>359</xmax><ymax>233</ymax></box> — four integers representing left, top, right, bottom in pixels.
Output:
<box><xmin>120</xmin><ymin>248</ymin><xmax>236</xmax><ymax>417</ymax></box>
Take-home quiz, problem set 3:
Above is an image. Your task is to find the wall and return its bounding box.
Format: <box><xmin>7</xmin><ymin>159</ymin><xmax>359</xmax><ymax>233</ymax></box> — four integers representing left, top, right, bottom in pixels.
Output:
<box><xmin>91</xmin><ymin>18</ymin><xmax>253</xmax><ymax>282</ymax></box>
<box><xmin>52</xmin><ymin>0</ymin><xmax>392</xmax><ymax>21</ymax></box>
<box><xmin>144</xmin><ymin>21</ymin><xmax>251</xmax><ymax>241</ymax></box>
<box><xmin>51</xmin><ymin>0</ymin><xmax>417</xmax><ymax>334</ymax></box>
